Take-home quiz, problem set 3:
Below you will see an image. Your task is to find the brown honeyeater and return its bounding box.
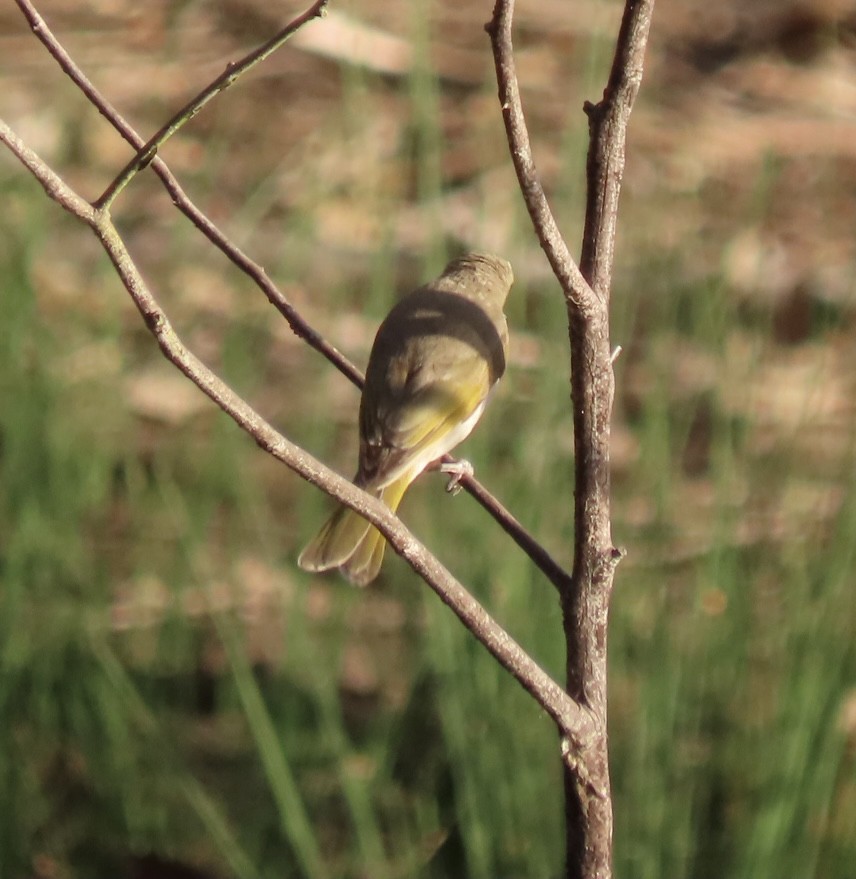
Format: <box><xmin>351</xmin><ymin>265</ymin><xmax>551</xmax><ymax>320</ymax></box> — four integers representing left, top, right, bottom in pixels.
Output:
<box><xmin>298</xmin><ymin>252</ymin><xmax>513</xmax><ymax>585</ymax></box>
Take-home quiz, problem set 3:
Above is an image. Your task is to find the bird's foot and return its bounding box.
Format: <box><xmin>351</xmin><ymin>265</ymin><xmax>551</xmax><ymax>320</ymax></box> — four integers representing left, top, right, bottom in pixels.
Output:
<box><xmin>440</xmin><ymin>459</ymin><xmax>473</xmax><ymax>495</ymax></box>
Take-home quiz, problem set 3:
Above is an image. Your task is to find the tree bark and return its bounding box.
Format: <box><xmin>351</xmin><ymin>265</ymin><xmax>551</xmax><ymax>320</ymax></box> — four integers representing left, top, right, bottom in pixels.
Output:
<box><xmin>488</xmin><ymin>0</ymin><xmax>655</xmax><ymax>875</ymax></box>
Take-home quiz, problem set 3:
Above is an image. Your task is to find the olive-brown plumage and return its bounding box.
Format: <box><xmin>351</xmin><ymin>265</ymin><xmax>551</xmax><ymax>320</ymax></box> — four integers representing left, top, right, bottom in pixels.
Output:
<box><xmin>298</xmin><ymin>252</ymin><xmax>513</xmax><ymax>585</ymax></box>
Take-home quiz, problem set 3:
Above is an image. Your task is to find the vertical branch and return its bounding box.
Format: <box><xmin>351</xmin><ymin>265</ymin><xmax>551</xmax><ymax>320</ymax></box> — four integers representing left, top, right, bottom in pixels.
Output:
<box><xmin>581</xmin><ymin>0</ymin><xmax>657</xmax><ymax>291</ymax></box>
<box><xmin>488</xmin><ymin>1</ymin><xmax>655</xmax><ymax>878</ymax></box>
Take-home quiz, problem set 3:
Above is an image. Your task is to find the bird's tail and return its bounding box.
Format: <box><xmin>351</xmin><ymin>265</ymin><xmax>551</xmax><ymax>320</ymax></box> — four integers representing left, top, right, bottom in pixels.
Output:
<box><xmin>297</xmin><ymin>472</ymin><xmax>412</xmax><ymax>586</ymax></box>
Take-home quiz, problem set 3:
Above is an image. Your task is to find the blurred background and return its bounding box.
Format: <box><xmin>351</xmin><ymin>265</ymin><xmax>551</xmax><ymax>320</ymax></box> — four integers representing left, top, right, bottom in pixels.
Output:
<box><xmin>1</xmin><ymin>0</ymin><xmax>855</xmax><ymax>876</ymax></box>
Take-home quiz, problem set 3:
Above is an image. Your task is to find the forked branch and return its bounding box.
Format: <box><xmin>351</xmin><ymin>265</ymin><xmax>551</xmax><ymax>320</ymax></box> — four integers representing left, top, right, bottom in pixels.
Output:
<box><xmin>1</xmin><ymin>95</ymin><xmax>593</xmax><ymax>760</ymax></box>
<box><xmin>0</xmin><ymin>112</ymin><xmax>594</xmax><ymax>748</ymax></box>
<box><xmin>94</xmin><ymin>0</ymin><xmax>331</xmax><ymax>210</ymax></box>
<box><xmin>486</xmin><ymin>0</ymin><xmax>600</xmax><ymax>318</ymax></box>
<box><xmin>487</xmin><ymin>1</ymin><xmax>655</xmax><ymax>878</ymax></box>
<box><xmin>12</xmin><ymin>0</ymin><xmax>569</xmax><ymax>592</ymax></box>
<box><xmin>2</xmin><ymin>4</ymin><xmax>655</xmax><ymax>875</ymax></box>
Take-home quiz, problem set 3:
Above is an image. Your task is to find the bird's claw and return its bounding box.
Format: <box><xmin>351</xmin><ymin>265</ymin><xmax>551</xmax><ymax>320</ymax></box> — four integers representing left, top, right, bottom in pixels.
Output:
<box><xmin>440</xmin><ymin>459</ymin><xmax>474</xmax><ymax>495</ymax></box>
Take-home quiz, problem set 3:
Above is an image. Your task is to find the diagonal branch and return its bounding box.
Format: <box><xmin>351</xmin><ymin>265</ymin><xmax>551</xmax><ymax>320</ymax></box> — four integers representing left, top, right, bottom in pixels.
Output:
<box><xmin>485</xmin><ymin>0</ymin><xmax>600</xmax><ymax>319</ymax></box>
<box><xmin>13</xmin><ymin>0</ymin><xmax>571</xmax><ymax>592</ymax></box>
<box><xmin>94</xmin><ymin>0</ymin><xmax>330</xmax><ymax>210</ymax></box>
<box><xmin>13</xmin><ymin>0</ymin><xmax>360</xmax><ymax>386</ymax></box>
<box><xmin>0</xmin><ymin>115</ymin><xmax>595</xmax><ymax>754</ymax></box>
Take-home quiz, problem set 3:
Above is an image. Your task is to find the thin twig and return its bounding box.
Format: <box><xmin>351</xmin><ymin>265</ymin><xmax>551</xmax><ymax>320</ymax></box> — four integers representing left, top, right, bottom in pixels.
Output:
<box><xmin>485</xmin><ymin>0</ymin><xmax>600</xmax><ymax>319</ymax></box>
<box><xmin>0</xmin><ymin>119</ymin><xmax>94</xmax><ymax>222</ymax></box>
<box><xmin>456</xmin><ymin>474</ymin><xmax>573</xmax><ymax>590</ymax></box>
<box><xmin>13</xmin><ymin>0</ymin><xmax>361</xmax><ymax>385</ymax></box>
<box><xmin>94</xmin><ymin>0</ymin><xmax>330</xmax><ymax>210</ymax></box>
<box><xmin>12</xmin><ymin>0</ymin><xmax>570</xmax><ymax>592</ymax></box>
<box><xmin>0</xmin><ymin>115</ymin><xmax>596</xmax><ymax>753</ymax></box>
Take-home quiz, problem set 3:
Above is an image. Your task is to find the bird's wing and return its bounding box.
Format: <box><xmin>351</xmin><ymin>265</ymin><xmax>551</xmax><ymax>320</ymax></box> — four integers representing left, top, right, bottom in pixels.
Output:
<box><xmin>359</xmin><ymin>348</ymin><xmax>492</xmax><ymax>490</ymax></box>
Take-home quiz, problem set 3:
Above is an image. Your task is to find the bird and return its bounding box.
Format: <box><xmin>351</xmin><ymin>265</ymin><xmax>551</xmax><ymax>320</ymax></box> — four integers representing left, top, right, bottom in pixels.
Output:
<box><xmin>298</xmin><ymin>252</ymin><xmax>514</xmax><ymax>586</ymax></box>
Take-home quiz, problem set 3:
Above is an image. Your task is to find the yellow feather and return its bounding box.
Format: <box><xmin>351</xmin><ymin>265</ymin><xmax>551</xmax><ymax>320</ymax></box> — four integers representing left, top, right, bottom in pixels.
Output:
<box><xmin>297</xmin><ymin>471</ymin><xmax>414</xmax><ymax>586</ymax></box>
<box><xmin>298</xmin><ymin>252</ymin><xmax>513</xmax><ymax>585</ymax></box>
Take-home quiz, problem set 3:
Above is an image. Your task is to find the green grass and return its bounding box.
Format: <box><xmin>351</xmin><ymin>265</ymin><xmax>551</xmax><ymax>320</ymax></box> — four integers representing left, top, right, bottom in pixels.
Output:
<box><xmin>3</xmin><ymin>214</ymin><xmax>855</xmax><ymax>879</ymax></box>
<box><xmin>4</xmin><ymin>186</ymin><xmax>853</xmax><ymax>877</ymax></box>
<box><xmin>2</xmin><ymin>8</ymin><xmax>855</xmax><ymax>878</ymax></box>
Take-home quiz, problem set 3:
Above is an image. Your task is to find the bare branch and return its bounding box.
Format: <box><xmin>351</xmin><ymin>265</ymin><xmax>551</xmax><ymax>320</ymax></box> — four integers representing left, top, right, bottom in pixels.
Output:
<box><xmin>485</xmin><ymin>0</ymin><xmax>600</xmax><ymax>319</ymax></box>
<box><xmin>454</xmin><ymin>473</ymin><xmax>573</xmax><ymax>591</ymax></box>
<box><xmin>13</xmin><ymin>0</ymin><xmax>362</xmax><ymax>385</ymax></box>
<box><xmin>12</xmin><ymin>0</ymin><xmax>570</xmax><ymax>593</ymax></box>
<box><xmin>7</xmin><ymin>2</ymin><xmax>658</xmax><ymax>873</ymax></box>
<box><xmin>0</xmin><ymin>116</ymin><xmax>595</xmax><ymax>753</ymax></box>
<box><xmin>93</xmin><ymin>0</ymin><xmax>330</xmax><ymax>210</ymax></box>
<box><xmin>0</xmin><ymin>119</ymin><xmax>94</xmax><ymax>222</ymax></box>
<box><xmin>581</xmin><ymin>0</ymin><xmax>656</xmax><ymax>296</ymax></box>
<box><xmin>487</xmin><ymin>1</ymin><xmax>655</xmax><ymax>877</ymax></box>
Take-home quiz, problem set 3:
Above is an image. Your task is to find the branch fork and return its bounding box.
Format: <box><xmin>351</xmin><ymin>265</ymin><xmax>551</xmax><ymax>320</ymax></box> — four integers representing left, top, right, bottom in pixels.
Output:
<box><xmin>487</xmin><ymin>0</ymin><xmax>654</xmax><ymax>875</ymax></box>
<box><xmin>2</xmin><ymin>1</ymin><xmax>656</xmax><ymax>875</ymax></box>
